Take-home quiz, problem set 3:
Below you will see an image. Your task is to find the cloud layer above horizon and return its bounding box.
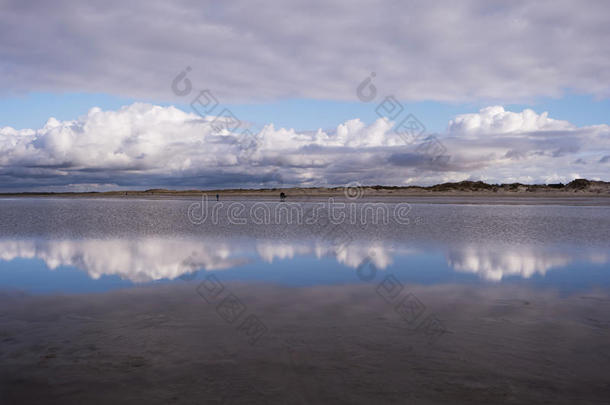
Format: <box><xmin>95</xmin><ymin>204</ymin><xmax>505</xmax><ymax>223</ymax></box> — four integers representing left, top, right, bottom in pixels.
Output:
<box><xmin>1</xmin><ymin>0</ymin><xmax>610</xmax><ymax>189</ymax></box>
<box><xmin>1</xmin><ymin>103</ymin><xmax>608</xmax><ymax>191</ymax></box>
<box><xmin>1</xmin><ymin>0</ymin><xmax>610</xmax><ymax>103</ymax></box>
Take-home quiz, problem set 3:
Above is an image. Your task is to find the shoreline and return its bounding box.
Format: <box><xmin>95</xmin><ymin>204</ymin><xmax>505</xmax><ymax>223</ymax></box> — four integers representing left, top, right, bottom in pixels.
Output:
<box><xmin>1</xmin><ymin>179</ymin><xmax>608</xmax><ymax>200</ymax></box>
<box><xmin>1</xmin><ymin>193</ymin><xmax>610</xmax><ymax>206</ymax></box>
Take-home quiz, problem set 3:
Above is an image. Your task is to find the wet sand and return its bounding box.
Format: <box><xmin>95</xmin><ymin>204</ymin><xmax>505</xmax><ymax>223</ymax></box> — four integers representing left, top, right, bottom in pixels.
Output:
<box><xmin>1</xmin><ymin>282</ymin><xmax>609</xmax><ymax>404</ymax></box>
<box><xmin>1</xmin><ymin>179</ymin><xmax>609</xmax><ymax>206</ymax></box>
<box><xmin>2</xmin><ymin>194</ymin><xmax>610</xmax><ymax>207</ymax></box>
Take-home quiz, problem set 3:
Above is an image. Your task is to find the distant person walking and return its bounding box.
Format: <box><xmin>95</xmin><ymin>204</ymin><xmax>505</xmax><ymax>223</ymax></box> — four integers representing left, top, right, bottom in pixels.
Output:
<box><xmin>216</xmin><ymin>193</ymin><xmax>219</xmax><ymax>201</ymax></box>
<box><xmin>280</xmin><ymin>192</ymin><xmax>286</xmax><ymax>202</ymax></box>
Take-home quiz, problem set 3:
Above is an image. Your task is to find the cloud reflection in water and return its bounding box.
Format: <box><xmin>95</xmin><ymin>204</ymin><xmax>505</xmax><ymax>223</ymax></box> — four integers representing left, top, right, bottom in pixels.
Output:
<box><xmin>0</xmin><ymin>237</ymin><xmax>607</xmax><ymax>283</ymax></box>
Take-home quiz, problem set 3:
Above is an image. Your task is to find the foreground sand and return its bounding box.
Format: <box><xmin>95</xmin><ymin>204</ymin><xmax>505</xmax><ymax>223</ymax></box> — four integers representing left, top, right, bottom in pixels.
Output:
<box><xmin>1</xmin><ymin>282</ymin><xmax>609</xmax><ymax>404</ymax></box>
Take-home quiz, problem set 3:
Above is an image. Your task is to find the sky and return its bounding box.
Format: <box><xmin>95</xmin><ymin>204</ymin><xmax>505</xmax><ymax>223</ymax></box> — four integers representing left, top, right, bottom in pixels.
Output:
<box><xmin>0</xmin><ymin>0</ymin><xmax>609</xmax><ymax>191</ymax></box>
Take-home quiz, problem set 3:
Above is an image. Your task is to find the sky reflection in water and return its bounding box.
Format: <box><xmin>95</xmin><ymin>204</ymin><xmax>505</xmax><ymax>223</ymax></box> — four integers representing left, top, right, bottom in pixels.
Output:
<box><xmin>0</xmin><ymin>198</ymin><xmax>608</xmax><ymax>293</ymax></box>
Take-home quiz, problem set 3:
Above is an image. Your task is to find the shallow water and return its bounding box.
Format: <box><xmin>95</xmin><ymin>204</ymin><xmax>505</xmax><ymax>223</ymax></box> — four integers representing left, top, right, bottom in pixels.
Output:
<box><xmin>0</xmin><ymin>197</ymin><xmax>608</xmax><ymax>292</ymax></box>
<box><xmin>0</xmin><ymin>198</ymin><xmax>609</xmax><ymax>404</ymax></box>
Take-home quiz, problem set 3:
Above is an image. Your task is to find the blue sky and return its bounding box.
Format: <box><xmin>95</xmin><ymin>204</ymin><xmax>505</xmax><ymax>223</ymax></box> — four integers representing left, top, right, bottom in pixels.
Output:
<box><xmin>2</xmin><ymin>92</ymin><xmax>608</xmax><ymax>134</ymax></box>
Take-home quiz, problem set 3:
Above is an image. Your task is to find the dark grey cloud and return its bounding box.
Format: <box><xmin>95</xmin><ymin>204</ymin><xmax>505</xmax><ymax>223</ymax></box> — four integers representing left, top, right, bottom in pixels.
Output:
<box><xmin>1</xmin><ymin>0</ymin><xmax>610</xmax><ymax>102</ymax></box>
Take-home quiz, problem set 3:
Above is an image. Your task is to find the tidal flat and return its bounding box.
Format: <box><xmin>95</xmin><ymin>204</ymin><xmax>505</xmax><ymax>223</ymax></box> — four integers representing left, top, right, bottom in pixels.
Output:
<box><xmin>0</xmin><ymin>197</ymin><xmax>609</xmax><ymax>404</ymax></box>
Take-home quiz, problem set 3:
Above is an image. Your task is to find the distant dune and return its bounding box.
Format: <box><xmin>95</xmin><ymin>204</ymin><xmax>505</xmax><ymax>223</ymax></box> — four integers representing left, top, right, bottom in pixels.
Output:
<box><xmin>1</xmin><ymin>179</ymin><xmax>609</xmax><ymax>198</ymax></box>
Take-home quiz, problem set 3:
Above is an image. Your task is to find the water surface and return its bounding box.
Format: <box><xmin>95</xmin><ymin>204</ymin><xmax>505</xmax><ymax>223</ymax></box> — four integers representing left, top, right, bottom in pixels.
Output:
<box><xmin>0</xmin><ymin>198</ymin><xmax>609</xmax><ymax>404</ymax></box>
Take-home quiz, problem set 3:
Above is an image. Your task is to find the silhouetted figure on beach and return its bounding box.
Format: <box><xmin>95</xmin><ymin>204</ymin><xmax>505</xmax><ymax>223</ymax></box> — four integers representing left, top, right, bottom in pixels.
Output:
<box><xmin>280</xmin><ymin>192</ymin><xmax>286</xmax><ymax>202</ymax></box>
<box><xmin>216</xmin><ymin>194</ymin><xmax>219</xmax><ymax>201</ymax></box>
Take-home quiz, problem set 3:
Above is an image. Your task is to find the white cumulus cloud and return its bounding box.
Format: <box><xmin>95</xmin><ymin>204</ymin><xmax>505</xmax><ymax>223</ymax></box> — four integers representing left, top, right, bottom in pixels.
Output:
<box><xmin>0</xmin><ymin>103</ymin><xmax>609</xmax><ymax>190</ymax></box>
<box><xmin>448</xmin><ymin>106</ymin><xmax>574</xmax><ymax>135</ymax></box>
